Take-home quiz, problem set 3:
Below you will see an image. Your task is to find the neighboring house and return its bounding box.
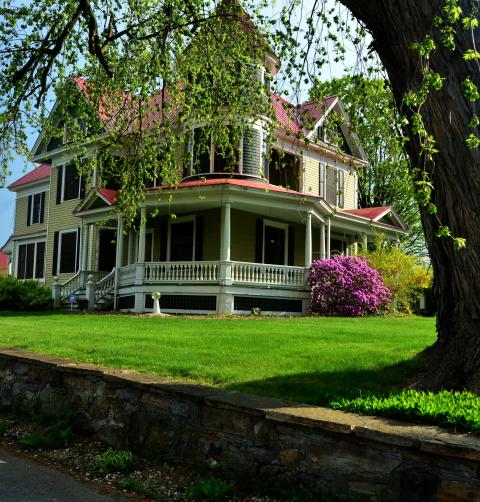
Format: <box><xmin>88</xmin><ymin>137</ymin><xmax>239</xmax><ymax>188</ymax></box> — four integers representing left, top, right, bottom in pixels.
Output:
<box><xmin>0</xmin><ymin>252</ymin><xmax>8</xmax><ymax>276</ymax></box>
<box><xmin>6</xmin><ymin>10</ymin><xmax>407</xmax><ymax>315</ymax></box>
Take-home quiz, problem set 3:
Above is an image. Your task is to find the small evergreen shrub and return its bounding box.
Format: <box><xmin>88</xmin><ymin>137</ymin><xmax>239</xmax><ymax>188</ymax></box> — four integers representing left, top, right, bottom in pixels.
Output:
<box><xmin>308</xmin><ymin>255</ymin><xmax>391</xmax><ymax>316</ymax></box>
<box><xmin>0</xmin><ymin>276</ymin><xmax>52</xmax><ymax>311</ymax></box>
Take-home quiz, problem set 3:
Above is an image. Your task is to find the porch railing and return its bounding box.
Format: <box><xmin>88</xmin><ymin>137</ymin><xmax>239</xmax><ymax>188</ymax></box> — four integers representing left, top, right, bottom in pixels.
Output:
<box><xmin>144</xmin><ymin>261</ymin><xmax>219</xmax><ymax>283</ymax></box>
<box><xmin>118</xmin><ymin>264</ymin><xmax>136</xmax><ymax>285</ymax></box>
<box><xmin>59</xmin><ymin>271</ymin><xmax>81</xmax><ymax>300</ymax></box>
<box><xmin>231</xmin><ymin>262</ymin><xmax>306</xmax><ymax>287</ymax></box>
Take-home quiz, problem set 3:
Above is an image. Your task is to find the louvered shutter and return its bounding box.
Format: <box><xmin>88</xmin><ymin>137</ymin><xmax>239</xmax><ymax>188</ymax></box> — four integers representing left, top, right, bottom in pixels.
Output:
<box><xmin>39</xmin><ymin>192</ymin><xmax>45</xmax><ymax>223</ymax></box>
<box><xmin>27</xmin><ymin>195</ymin><xmax>32</xmax><ymax>226</ymax></box>
<box><xmin>52</xmin><ymin>231</ymin><xmax>59</xmax><ymax>275</ymax></box>
<box><xmin>56</xmin><ymin>166</ymin><xmax>63</xmax><ymax>204</ymax></box>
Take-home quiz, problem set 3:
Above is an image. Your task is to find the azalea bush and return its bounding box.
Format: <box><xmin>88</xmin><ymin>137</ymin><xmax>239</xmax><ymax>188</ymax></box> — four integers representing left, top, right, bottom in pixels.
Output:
<box><xmin>308</xmin><ymin>256</ymin><xmax>391</xmax><ymax>317</ymax></box>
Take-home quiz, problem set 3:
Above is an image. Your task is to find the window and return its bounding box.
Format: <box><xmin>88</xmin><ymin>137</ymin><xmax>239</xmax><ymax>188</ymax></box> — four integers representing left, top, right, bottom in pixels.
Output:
<box><xmin>57</xmin><ymin>163</ymin><xmax>82</xmax><ymax>203</ymax></box>
<box><xmin>58</xmin><ymin>230</ymin><xmax>79</xmax><ymax>274</ymax></box>
<box><xmin>17</xmin><ymin>241</ymin><xmax>45</xmax><ymax>280</ymax></box>
<box><xmin>319</xmin><ymin>163</ymin><xmax>326</xmax><ymax>198</ymax></box>
<box><xmin>27</xmin><ymin>192</ymin><xmax>45</xmax><ymax>226</ymax></box>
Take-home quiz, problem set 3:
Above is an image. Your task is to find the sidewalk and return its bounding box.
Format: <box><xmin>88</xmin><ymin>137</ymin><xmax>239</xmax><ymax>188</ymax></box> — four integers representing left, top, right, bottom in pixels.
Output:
<box><xmin>0</xmin><ymin>448</ymin><xmax>126</xmax><ymax>502</ymax></box>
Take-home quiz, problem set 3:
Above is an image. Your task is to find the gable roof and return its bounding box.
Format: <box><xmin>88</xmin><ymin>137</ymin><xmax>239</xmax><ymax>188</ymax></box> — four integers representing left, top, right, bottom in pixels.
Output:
<box><xmin>340</xmin><ymin>206</ymin><xmax>408</xmax><ymax>231</ymax></box>
<box><xmin>8</xmin><ymin>164</ymin><xmax>51</xmax><ymax>190</ymax></box>
<box><xmin>74</xmin><ymin>187</ymin><xmax>118</xmax><ymax>214</ymax></box>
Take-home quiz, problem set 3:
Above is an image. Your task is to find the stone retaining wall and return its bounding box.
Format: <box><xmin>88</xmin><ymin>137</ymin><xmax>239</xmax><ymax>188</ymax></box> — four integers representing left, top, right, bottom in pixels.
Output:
<box><xmin>1</xmin><ymin>347</ymin><xmax>479</xmax><ymax>501</ymax></box>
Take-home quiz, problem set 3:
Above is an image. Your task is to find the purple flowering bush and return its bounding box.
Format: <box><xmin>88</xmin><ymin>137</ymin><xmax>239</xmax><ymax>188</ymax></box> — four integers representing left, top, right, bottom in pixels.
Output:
<box><xmin>308</xmin><ymin>255</ymin><xmax>391</xmax><ymax>317</ymax></box>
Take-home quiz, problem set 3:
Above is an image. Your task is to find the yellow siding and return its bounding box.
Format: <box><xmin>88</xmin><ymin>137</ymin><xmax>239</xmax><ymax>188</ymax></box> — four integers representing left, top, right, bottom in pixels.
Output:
<box><xmin>44</xmin><ymin>166</ymin><xmax>93</xmax><ymax>286</ymax></box>
<box><xmin>231</xmin><ymin>209</ymin><xmax>256</xmax><ymax>262</ymax></box>
<box><xmin>303</xmin><ymin>157</ymin><xmax>319</xmax><ymax>196</ymax></box>
<box><xmin>343</xmin><ymin>170</ymin><xmax>357</xmax><ymax>210</ymax></box>
<box><xmin>14</xmin><ymin>193</ymin><xmax>49</xmax><ymax>237</ymax></box>
<box><xmin>202</xmin><ymin>209</ymin><xmax>220</xmax><ymax>260</ymax></box>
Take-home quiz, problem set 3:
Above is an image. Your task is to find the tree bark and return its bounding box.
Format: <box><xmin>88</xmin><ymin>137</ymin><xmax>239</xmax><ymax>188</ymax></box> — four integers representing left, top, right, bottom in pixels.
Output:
<box><xmin>339</xmin><ymin>0</ymin><xmax>480</xmax><ymax>389</ymax></box>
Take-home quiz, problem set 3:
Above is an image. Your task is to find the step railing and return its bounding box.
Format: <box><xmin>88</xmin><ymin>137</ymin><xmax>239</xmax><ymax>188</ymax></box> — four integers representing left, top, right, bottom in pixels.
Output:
<box><xmin>118</xmin><ymin>264</ymin><xmax>136</xmax><ymax>286</ymax></box>
<box><xmin>59</xmin><ymin>271</ymin><xmax>81</xmax><ymax>301</ymax></box>
<box><xmin>144</xmin><ymin>261</ymin><xmax>219</xmax><ymax>283</ymax></box>
<box><xmin>95</xmin><ymin>268</ymin><xmax>116</xmax><ymax>302</ymax></box>
<box><xmin>231</xmin><ymin>262</ymin><xmax>307</xmax><ymax>287</ymax></box>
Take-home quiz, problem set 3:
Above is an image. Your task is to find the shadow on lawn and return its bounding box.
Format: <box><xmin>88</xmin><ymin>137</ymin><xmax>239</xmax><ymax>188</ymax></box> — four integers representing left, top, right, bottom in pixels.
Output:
<box><xmin>226</xmin><ymin>355</ymin><xmax>428</xmax><ymax>407</ymax></box>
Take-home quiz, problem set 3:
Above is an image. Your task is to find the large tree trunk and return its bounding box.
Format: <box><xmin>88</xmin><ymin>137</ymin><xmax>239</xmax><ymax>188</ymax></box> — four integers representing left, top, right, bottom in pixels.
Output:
<box><xmin>339</xmin><ymin>0</ymin><xmax>480</xmax><ymax>389</ymax></box>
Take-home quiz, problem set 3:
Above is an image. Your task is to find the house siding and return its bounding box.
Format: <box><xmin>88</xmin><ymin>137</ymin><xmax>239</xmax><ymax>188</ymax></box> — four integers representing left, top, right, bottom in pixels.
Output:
<box><xmin>14</xmin><ymin>193</ymin><xmax>49</xmax><ymax>237</ymax></box>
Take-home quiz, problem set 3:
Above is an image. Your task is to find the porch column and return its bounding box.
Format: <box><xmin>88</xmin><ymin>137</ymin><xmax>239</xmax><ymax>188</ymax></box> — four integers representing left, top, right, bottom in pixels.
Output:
<box><xmin>219</xmin><ymin>201</ymin><xmax>233</xmax><ymax>315</ymax></box>
<box><xmin>305</xmin><ymin>211</ymin><xmax>312</xmax><ymax>267</ymax></box>
<box><xmin>361</xmin><ymin>232</ymin><xmax>368</xmax><ymax>251</ymax></box>
<box><xmin>113</xmin><ymin>216</ymin><xmax>124</xmax><ymax>310</ymax></box>
<box><xmin>127</xmin><ymin>229</ymin><xmax>135</xmax><ymax>264</ymax></box>
<box><xmin>326</xmin><ymin>217</ymin><xmax>331</xmax><ymax>258</ymax></box>
<box><xmin>134</xmin><ymin>207</ymin><xmax>147</xmax><ymax>313</ymax></box>
<box><xmin>320</xmin><ymin>223</ymin><xmax>326</xmax><ymax>260</ymax></box>
<box><xmin>80</xmin><ymin>222</ymin><xmax>89</xmax><ymax>288</ymax></box>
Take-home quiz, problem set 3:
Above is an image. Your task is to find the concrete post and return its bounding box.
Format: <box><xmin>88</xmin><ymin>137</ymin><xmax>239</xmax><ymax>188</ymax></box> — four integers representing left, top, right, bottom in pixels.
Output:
<box><xmin>86</xmin><ymin>274</ymin><xmax>96</xmax><ymax>311</ymax></box>
<box><xmin>52</xmin><ymin>277</ymin><xmax>61</xmax><ymax>307</ymax></box>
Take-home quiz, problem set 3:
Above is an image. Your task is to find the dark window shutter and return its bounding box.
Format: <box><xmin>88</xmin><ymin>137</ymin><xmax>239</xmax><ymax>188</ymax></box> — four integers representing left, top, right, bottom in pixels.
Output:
<box><xmin>195</xmin><ymin>215</ymin><xmax>204</xmax><ymax>261</ymax></box>
<box><xmin>76</xmin><ymin>228</ymin><xmax>81</xmax><ymax>272</ymax></box>
<box><xmin>27</xmin><ymin>195</ymin><xmax>32</xmax><ymax>226</ymax></box>
<box><xmin>56</xmin><ymin>166</ymin><xmax>63</xmax><ymax>204</ymax></box>
<box><xmin>242</xmin><ymin>128</ymin><xmax>262</xmax><ymax>177</ymax></box>
<box><xmin>288</xmin><ymin>226</ymin><xmax>295</xmax><ymax>266</ymax></box>
<box><xmin>255</xmin><ymin>219</ymin><xmax>263</xmax><ymax>263</ymax></box>
<box><xmin>35</xmin><ymin>242</ymin><xmax>45</xmax><ymax>279</ymax></box>
<box><xmin>160</xmin><ymin>220</ymin><xmax>168</xmax><ymax>261</ymax></box>
<box><xmin>326</xmin><ymin>165</ymin><xmax>337</xmax><ymax>205</ymax></box>
<box><xmin>17</xmin><ymin>244</ymin><xmax>26</xmax><ymax>279</ymax></box>
<box><xmin>52</xmin><ymin>231</ymin><xmax>59</xmax><ymax>275</ymax></box>
<box><xmin>39</xmin><ymin>192</ymin><xmax>45</xmax><ymax>223</ymax></box>
<box><xmin>80</xmin><ymin>176</ymin><xmax>86</xmax><ymax>199</ymax></box>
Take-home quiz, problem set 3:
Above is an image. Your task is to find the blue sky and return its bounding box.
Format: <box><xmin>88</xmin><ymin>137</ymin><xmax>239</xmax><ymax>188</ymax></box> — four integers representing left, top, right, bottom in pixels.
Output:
<box><xmin>0</xmin><ymin>0</ymin><xmax>367</xmax><ymax>248</ymax></box>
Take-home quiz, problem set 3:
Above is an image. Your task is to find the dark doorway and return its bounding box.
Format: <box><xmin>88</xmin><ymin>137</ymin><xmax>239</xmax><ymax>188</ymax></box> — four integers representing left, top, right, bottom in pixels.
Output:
<box><xmin>98</xmin><ymin>228</ymin><xmax>117</xmax><ymax>271</ymax></box>
<box><xmin>264</xmin><ymin>225</ymin><xmax>286</xmax><ymax>265</ymax></box>
<box><xmin>170</xmin><ymin>221</ymin><xmax>194</xmax><ymax>261</ymax></box>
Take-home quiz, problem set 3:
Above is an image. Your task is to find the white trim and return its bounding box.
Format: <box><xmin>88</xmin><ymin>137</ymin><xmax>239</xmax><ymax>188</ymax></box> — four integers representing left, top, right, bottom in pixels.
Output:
<box><xmin>60</xmin><ymin>163</ymin><xmax>83</xmax><ymax>203</ymax></box>
<box><xmin>305</xmin><ymin>97</ymin><xmax>339</xmax><ymax>141</ymax></box>
<box><xmin>57</xmin><ymin>228</ymin><xmax>79</xmax><ymax>275</ymax></box>
<box><xmin>12</xmin><ymin>179</ymin><xmax>50</xmax><ymax>196</ymax></box>
<box><xmin>263</xmin><ymin>219</ymin><xmax>289</xmax><ymax>265</ymax></box>
<box><xmin>167</xmin><ymin>216</ymin><xmax>196</xmax><ymax>261</ymax></box>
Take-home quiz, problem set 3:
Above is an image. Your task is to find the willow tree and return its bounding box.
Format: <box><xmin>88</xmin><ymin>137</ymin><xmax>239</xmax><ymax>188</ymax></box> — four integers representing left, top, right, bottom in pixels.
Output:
<box><xmin>1</xmin><ymin>0</ymin><xmax>480</xmax><ymax>389</ymax></box>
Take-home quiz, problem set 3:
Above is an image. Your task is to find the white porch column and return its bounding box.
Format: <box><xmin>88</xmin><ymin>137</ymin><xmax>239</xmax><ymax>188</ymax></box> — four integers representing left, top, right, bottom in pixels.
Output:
<box><xmin>114</xmin><ymin>216</ymin><xmax>124</xmax><ymax>311</ymax></box>
<box><xmin>305</xmin><ymin>211</ymin><xmax>312</xmax><ymax>267</ymax></box>
<box><xmin>134</xmin><ymin>207</ymin><xmax>147</xmax><ymax>313</ymax></box>
<box><xmin>220</xmin><ymin>201</ymin><xmax>231</xmax><ymax>262</ymax></box>
<box><xmin>320</xmin><ymin>223</ymin><xmax>326</xmax><ymax>260</ymax></box>
<box><xmin>326</xmin><ymin>217</ymin><xmax>331</xmax><ymax>258</ymax></box>
<box><xmin>219</xmin><ymin>201</ymin><xmax>233</xmax><ymax>315</ymax></box>
<box><xmin>127</xmin><ymin>229</ymin><xmax>135</xmax><ymax>264</ymax></box>
<box><xmin>361</xmin><ymin>232</ymin><xmax>368</xmax><ymax>251</ymax></box>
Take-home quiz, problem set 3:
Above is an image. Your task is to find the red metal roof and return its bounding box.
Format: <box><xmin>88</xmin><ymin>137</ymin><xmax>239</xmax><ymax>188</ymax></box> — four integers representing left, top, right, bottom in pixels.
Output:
<box><xmin>146</xmin><ymin>177</ymin><xmax>320</xmax><ymax>198</ymax></box>
<box><xmin>8</xmin><ymin>164</ymin><xmax>51</xmax><ymax>190</ymax></box>
<box><xmin>98</xmin><ymin>188</ymin><xmax>117</xmax><ymax>205</ymax></box>
<box><xmin>0</xmin><ymin>252</ymin><xmax>8</xmax><ymax>270</ymax></box>
<box><xmin>340</xmin><ymin>206</ymin><xmax>392</xmax><ymax>221</ymax></box>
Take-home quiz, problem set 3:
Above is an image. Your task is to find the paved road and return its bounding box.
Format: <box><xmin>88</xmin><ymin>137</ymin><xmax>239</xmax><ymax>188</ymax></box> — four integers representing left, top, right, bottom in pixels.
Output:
<box><xmin>0</xmin><ymin>449</ymin><xmax>125</xmax><ymax>502</ymax></box>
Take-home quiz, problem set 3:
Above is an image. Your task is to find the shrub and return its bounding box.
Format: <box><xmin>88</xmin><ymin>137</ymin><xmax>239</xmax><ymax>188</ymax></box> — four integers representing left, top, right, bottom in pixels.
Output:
<box><xmin>307</xmin><ymin>255</ymin><xmax>391</xmax><ymax>316</ymax></box>
<box><xmin>362</xmin><ymin>240</ymin><xmax>431</xmax><ymax>314</ymax></box>
<box><xmin>0</xmin><ymin>276</ymin><xmax>52</xmax><ymax>311</ymax></box>
<box><xmin>94</xmin><ymin>448</ymin><xmax>134</xmax><ymax>474</ymax></box>
<box><xmin>19</xmin><ymin>420</ymin><xmax>72</xmax><ymax>449</ymax></box>
<box><xmin>187</xmin><ymin>476</ymin><xmax>235</xmax><ymax>501</ymax></box>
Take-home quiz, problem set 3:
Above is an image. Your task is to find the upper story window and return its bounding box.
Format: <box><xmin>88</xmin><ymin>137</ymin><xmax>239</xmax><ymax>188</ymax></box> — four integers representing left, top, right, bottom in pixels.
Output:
<box><xmin>27</xmin><ymin>192</ymin><xmax>46</xmax><ymax>226</ymax></box>
<box><xmin>56</xmin><ymin>163</ymin><xmax>84</xmax><ymax>204</ymax></box>
<box><xmin>320</xmin><ymin>164</ymin><xmax>345</xmax><ymax>208</ymax></box>
<box><xmin>17</xmin><ymin>240</ymin><xmax>45</xmax><ymax>280</ymax></box>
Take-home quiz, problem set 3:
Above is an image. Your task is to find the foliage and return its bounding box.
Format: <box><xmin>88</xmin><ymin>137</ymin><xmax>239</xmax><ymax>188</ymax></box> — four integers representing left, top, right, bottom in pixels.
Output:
<box><xmin>19</xmin><ymin>421</ymin><xmax>71</xmax><ymax>449</ymax></box>
<box><xmin>119</xmin><ymin>477</ymin><xmax>160</xmax><ymax>499</ymax></box>
<box><xmin>362</xmin><ymin>239</ymin><xmax>432</xmax><ymax>314</ymax></box>
<box><xmin>94</xmin><ymin>448</ymin><xmax>135</xmax><ymax>474</ymax></box>
<box><xmin>0</xmin><ymin>420</ymin><xmax>9</xmax><ymax>435</ymax></box>
<box><xmin>307</xmin><ymin>255</ymin><xmax>391</xmax><ymax>316</ymax></box>
<box><xmin>0</xmin><ymin>276</ymin><xmax>52</xmax><ymax>311</ymax></box>
<box><xmin>310</xmin><ymin>76</ymin><xmax>425</xmax><ymax>256</ymax></box>
<box><xmin>187</xmin><ymin>475</ymin><xmax>235</xmax><ymax>501</ymax></box>
<box><xmin>331</xmin><ymin>390</ymin><xmax>480</xmax><ymax>433</ymax></box>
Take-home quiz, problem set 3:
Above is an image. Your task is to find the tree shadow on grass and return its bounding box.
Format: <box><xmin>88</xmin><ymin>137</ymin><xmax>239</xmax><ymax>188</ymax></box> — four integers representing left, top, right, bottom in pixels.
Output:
<box><xmin>225</xmin><ymin>354</ymin><xmax>428</xmax><ymax>407</ymax></box>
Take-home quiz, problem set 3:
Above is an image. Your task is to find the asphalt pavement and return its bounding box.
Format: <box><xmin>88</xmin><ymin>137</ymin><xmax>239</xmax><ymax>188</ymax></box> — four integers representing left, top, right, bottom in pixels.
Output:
<box><xmin>0</xmin><ymin>448</ymin><xmax>125</xmax><ymax>502</ymax></box>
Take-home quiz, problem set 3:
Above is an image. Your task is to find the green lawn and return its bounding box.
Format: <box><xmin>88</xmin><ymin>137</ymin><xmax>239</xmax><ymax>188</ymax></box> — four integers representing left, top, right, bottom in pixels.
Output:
<box><xmin>0</xmin><ymin>312</ymin><xmax>435</xmax><ymax>406</ymax></box>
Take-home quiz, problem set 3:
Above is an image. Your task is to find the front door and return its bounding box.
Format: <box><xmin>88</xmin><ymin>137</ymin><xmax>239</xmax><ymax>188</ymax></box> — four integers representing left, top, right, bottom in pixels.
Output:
<box><xmin>98</xmin><ymin>229</ymin><xmax>117</xmax><ymax>271</ymax></box>
<box><xmin>264</xmin><ymin>225</ymin><xmax>286</xmax><ymax>265</ymax></box>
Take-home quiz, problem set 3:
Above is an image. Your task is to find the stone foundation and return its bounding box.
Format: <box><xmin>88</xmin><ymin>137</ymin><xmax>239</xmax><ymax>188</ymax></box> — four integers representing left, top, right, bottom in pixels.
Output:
<box><xmin>1</xmin><ymin>347</ymin><xmax>479</xmax><ymax>501</ymax></box>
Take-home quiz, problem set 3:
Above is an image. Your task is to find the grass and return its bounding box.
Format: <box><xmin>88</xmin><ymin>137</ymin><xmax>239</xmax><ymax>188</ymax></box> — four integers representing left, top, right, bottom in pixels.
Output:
<box><xmin>0</xmin><ymin>312</ymin><xmax>435</xmax><ymax>406</ymax></box>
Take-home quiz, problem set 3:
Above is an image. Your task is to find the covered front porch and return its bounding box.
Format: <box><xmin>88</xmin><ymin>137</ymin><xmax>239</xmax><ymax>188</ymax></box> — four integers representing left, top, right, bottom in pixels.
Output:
<box><xmin>54</xmin><ymin>181</ymin><xmax>405</xmax><ymax>314</ymax></box>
